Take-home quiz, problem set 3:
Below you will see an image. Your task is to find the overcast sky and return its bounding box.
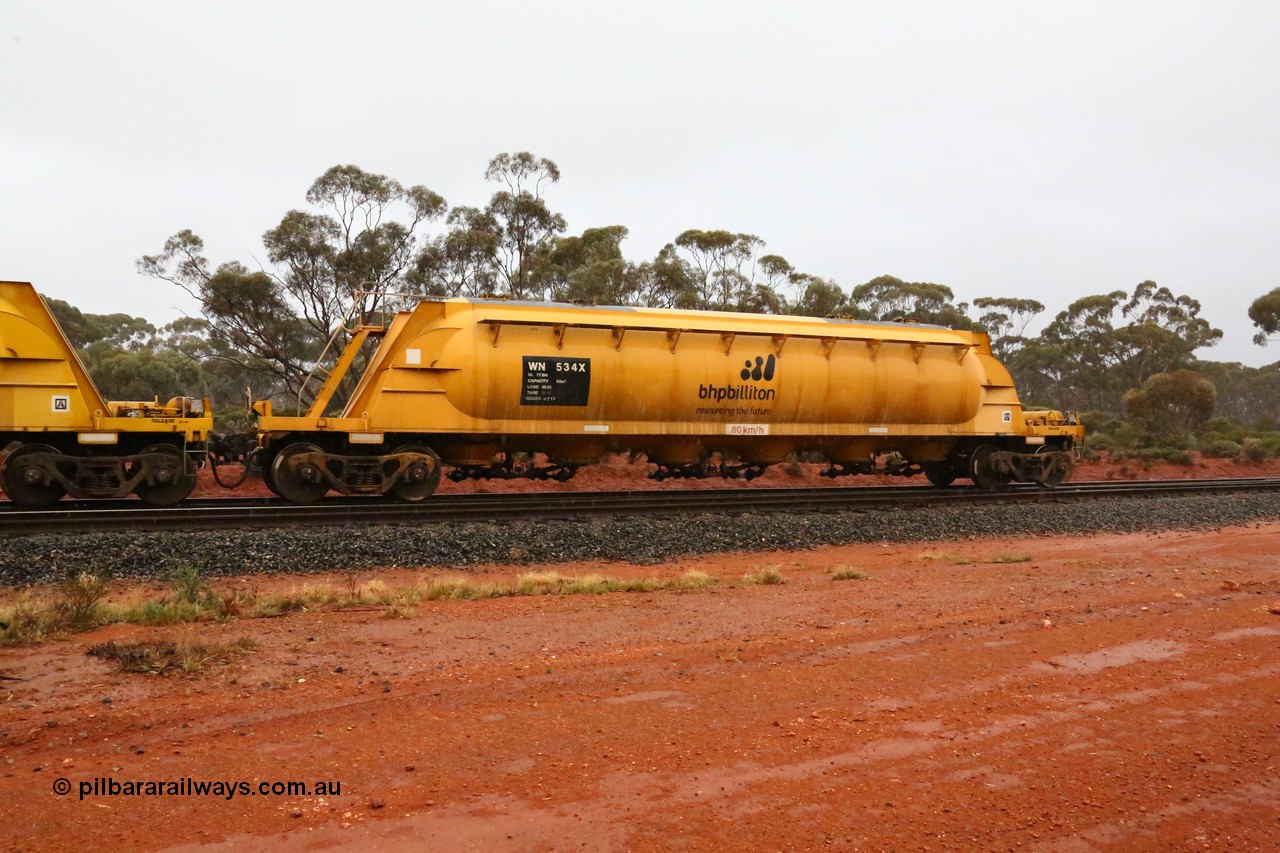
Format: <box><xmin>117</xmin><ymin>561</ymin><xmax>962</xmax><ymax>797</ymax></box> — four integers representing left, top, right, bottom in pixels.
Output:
<box><xmin>3</xmin><ymin>1</ymin><xmax>1278</xmax><ymax>366</ymax></box>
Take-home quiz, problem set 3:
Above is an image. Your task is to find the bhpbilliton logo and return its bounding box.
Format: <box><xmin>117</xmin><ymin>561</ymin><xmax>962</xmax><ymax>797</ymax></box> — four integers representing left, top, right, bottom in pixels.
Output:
<box><xmin>699</xmin><ymin>354</ymin><xmax>778</xmax><ymax>403</ymax></box>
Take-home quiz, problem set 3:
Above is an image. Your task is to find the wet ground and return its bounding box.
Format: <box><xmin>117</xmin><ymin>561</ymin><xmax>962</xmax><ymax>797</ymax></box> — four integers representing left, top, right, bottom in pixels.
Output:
<box><xmin>2</xmin><ymin>520</ymin><xmax>1278</xmax><ymax>851</ymax></box>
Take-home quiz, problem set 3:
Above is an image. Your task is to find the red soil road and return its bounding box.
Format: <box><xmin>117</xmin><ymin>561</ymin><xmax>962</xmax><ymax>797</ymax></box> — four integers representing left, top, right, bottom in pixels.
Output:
<box><xmin>2</xmin><ymin>522</ymin><xmax>1278</xmax><ymax>851</ymax></box>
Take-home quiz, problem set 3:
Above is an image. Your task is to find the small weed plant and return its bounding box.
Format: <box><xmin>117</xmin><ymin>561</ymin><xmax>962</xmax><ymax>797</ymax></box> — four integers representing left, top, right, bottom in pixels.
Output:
<box><xmin>919</xmin><ymin>551</ymin><xmax>971</xmax><ymax>566</ymax></box>
<box><xmin>2</xmin><ymin>569</ymin><xmax>718</xmax><ymax>647</ymax></box>
<box><xmin>830</xmin><ymin>566</ymin><xmax>868</xmax><ymax>581</ymax></box>
<box><xmin>87</xmin><ymin>635</ymin><xmax>256</xmax><ymax>675</ymax></box>
<box><xmin>742</xmin><ymin>566</ymin><xmax>786</xmax><ymax>585</ymax></box>
<box><xmin>172</xmin><ymin>563</ymin><xmax>211</xmax><ymax>605</ymax></box>
<box><xmin>58</xmin><ymin>570</ymin><xmax>110</xmax><ymax>630</ymax></box>
<box><xmin>0</xmin><ymin>569</ymin><xmax>110</xmax><ymax>644</ymax></box>
<box><xmin>989</xmin><ymin>552</ymin><xmax>1032</xmax><ymax>564</ymax></box>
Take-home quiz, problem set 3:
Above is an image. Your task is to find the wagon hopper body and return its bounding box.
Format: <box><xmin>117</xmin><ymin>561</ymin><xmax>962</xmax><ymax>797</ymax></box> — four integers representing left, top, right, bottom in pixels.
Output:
<box><xmin>0</xmin><ymin>281</ymin><xmax>212</xmax><ymax>506</ymax></box>
<box><xmin>256</xmin><ymin>298</ymin><xmax>1083</xmax><ymax>502</ymax></box>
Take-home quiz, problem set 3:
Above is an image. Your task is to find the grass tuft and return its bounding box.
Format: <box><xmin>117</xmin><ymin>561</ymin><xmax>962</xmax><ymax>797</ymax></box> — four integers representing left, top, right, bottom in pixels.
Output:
<box><xmin>919</xmin><ymin>551</ymin><xmax>971</xmax><ymax>566</ymax></box>
<box><xmin>742</xmin><ymin>566</ymin><xmax>786</xmax><ymax>585</ymax></box>
<box><xmin>2</xmin><ymin>568</ymin><xmax>721</xmax><ymax>648</ymax></box>
<box><xmin>830</xmin><ymin>565</ymin><xmax>868</xmax><ymax>581</ymax></box>
<box><xmin>117</xmin><ymin>598</ymin><xmax>207</xmax><ymax>626</ymax></box>
<box><xmin>0</xmin><ymin>598</ymin><xmax>61</xmax><ymax>645</ymax></box>
<box><xmin>672</xmin><ymin>570</ymin><xmax>714</xmax><ymax>590</ymax></box>
<box><xmin>87</xmin><ymin>634</ymin><xmax>256</xmax><ymax>676</ymax></box>
<box><xmin>1</xmin><ymin>570</ymin><xmax>111</xmax><ymax>645</ymax></box>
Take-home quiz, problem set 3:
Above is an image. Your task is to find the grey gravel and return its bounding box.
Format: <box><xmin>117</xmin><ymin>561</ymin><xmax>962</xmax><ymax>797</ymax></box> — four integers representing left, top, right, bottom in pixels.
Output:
<box><xmin>2</xmin><ymin>492</ymin><xmax>1278</xmax><ymax>585</ymax></box>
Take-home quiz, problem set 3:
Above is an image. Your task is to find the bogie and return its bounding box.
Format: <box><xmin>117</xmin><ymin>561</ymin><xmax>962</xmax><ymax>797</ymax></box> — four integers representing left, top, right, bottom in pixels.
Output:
<box><xmin>132</xmin><ymin>444</ymin><xmax>198</xmax><ymax>507</ymax></box>
<box><xmin>1</xmin><ymin>444</ymin><xmax>67</xmax><ymax>507</ymax></box>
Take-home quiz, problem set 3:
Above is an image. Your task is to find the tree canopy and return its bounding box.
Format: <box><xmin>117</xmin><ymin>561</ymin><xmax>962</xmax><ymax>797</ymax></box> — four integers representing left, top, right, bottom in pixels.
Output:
<box><xmin>1249</xmin><ymin>288</ymin><xmax>1280</xmax><ymax>346</ymax></box>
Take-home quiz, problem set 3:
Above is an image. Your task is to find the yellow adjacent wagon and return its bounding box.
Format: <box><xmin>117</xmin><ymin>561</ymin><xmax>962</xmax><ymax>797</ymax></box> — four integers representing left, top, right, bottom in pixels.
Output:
<box><xmin>0</xmin><ymin>281</ymin><xmax>212</xmax><ymax>506</ymax></box>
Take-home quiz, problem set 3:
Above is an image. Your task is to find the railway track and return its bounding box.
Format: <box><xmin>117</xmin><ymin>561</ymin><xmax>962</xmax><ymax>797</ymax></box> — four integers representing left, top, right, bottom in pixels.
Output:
<box><xmin>3</xmin><ymin>478</ymin><xmax>1279</xmax><ymax>536</ymax></box>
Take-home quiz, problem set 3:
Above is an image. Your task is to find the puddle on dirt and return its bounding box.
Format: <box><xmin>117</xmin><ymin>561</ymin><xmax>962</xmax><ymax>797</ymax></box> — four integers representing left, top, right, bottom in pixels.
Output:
<box><xmin>1034</xmin><ymin>639</ymin><xmax>1188</xmax><ymax>674</ymax></box>
<box><xmin>603</xmin><ymin>690</ymin><xmax>686</xmax><ymax>705</ymax></box>
<box><xmin>1210</xmin><ymin>626</ymin><xmax>1279</xmax><ymax>643</ymax></box>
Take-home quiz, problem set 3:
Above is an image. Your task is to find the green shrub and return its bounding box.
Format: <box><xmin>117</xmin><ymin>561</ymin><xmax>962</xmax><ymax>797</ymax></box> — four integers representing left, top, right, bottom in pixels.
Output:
<box><xmin>1240</xmin><ymin>438</ymin><xmax>1268</xmax><ymax>463</ymax></box>
<box><xmin>172</xmin><ymin>563</ymin><xmax>211</xmax><ymax>605</ymax></box>
<box><xmin>1199</xmin><ymin>439</ymin><xmax>1241</xmax><ymax>459</ymax></box>
<box><xmin>1082</xmin><ymin>412</ymin><xmax>1123</xmax><ymax>434</ymax></box>
<box><xmin>1114</xmin><ymin>446</ymin><xmax>1194</xmax><ymax>467</ymax></box>
<box><xmin>1085</xmin><ymin>432</ymin><xmax>1116</xmax><ymax>452</ymax></box>
<box><xmin>56</xmin><ymin>571</ymin><xmax>109</xmax><ymax>631</ymax></box>
<box><xmin>1203</xmin><ymin>417</ymin><xmax>1237</xmax><ymax>437</ymax></box>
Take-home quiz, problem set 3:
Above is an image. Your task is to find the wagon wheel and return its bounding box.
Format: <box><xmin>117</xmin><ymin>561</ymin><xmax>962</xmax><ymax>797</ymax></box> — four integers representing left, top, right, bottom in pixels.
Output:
<box><xmin>1036</xmin><ymin>446</ymin><xmax>1072</xmax><ymax>488</ymax></box>
<box><xmin>969</xmin><ymin>444</ymin><xmax>1012</xmax><ymax>491</ymax></box>
<box><xmin>923</xmin><ymin>462</ymin><xmax>957</xmax><ymax>487</ymax></box>
<box><xmin>1</xmin><ymin>443</ymin><xmax>66</xmax><ymax>507</ymax></box>
<box><xmin>269</xmin><ymin>443</ymin><xmax>329</xmax><ymax>503</ymax></box>
<box><xmin>133</xmin><ymin>444</ymin><xmax>198</xmax><ymax>506</ymax></box>
<box><xmin>387</xmin><ymin>445</ymin><xmax>441</xmax><ymax>502</ymax></box>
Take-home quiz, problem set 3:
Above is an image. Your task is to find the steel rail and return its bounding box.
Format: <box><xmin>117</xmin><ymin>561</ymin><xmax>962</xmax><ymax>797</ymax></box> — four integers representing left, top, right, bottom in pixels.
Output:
<box><xmin>2</xmin><ymin>477</ymin><xmax>1278</xmax><ymax>536</ymax></box>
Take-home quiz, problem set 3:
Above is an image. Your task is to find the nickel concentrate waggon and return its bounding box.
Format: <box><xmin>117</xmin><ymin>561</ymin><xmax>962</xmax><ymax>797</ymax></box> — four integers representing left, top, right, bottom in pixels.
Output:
<box><xmin>248</xmin><ymin>294</ymin><xmax>1083</xmax><ymax>502</ymax></box>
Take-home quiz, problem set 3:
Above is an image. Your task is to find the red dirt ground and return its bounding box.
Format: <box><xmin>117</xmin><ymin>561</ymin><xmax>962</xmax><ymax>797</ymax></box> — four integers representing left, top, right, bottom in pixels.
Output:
<box><xmin>3</xmin><ymin>455</ymin><xmax>1279</xmax><ymax>850</ymax></box>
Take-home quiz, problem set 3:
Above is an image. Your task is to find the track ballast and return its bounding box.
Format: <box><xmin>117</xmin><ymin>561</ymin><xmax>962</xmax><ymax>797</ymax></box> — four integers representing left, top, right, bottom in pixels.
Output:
<box><xmin>2</xmin><ymin>478</ymin><xmax>1279</xmax><ymax>536</ymax></box>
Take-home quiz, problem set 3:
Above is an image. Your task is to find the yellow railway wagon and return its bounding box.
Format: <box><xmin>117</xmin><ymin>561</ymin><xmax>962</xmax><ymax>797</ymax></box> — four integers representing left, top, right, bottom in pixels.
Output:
<box><xmin>0</xmin><ymin>281</ymin><xmax>212</xmax><ymax>506</ymax></box>
<box><xmin>256</xmin><ymin>297</ymin><xmax>1083</xmax><ymax>502</ymax></box>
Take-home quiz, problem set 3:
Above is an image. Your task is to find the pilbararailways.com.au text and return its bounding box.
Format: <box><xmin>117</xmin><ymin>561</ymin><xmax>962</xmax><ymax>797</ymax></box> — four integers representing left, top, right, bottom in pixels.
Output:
<box><xmin>52</xmin><ymin>776</ymin><xmax>342</xmax><ymax>801</ymax></box>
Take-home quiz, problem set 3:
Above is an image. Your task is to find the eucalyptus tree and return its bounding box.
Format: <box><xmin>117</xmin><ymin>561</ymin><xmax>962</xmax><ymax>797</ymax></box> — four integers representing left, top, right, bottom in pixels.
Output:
<box><xmin>1016</xmin><ymin>282</ymin><xmax>1222</xmax><ymax>414</ymax></box>
<box><xmin>482</xmin><ymin>152</ymin><xmax>566</xmax><ymax>299</ymax></box>
<box><xmin>1249</xmin><ymin>287</ymin><xmax>1280</xmax><ymax>346</ymax></box>
<box><xmin>631</xmin><ymin>245</ymin><xmax>699</xmax><ymax>309</ymax></box>
<box><xmin>1113</xmin><ymin>281</ymin><xmax>1222</xmax><ymax>389</ymax></box>
<box><xmin>139</xmin><ymin>165</ymin><xmax>448</xmax><ymax>403</ymax></box>
<box><xmin>1121</xmin><ymin>370</ymin><xmax>1217</xmax><ymax>439</ymax></box>
<box><xmin>847</xmin><ymin>275</ymin><xmax>977</xmax><ymax>329</ymax></box>
<box><xmin>671</xmin><ymin>229</ymin><xmax>767</xmax><ymax>311</ymax></box>
<box><xmin>46</xmin><ymin>297</ymin><xmax>155</xmax><ymax>350</ymax></box>
<box><xmin>542</xmin><ymin>226</ymin><xmax>642</xmax><ymax>305</ymax></box>
<box><xmin>44</xmin><ymin>297</ymin><xmax>238</xmax><ymax>405</ymax></box>
<box><xmin>408</xmin><ymin>206</ymin><xmax>501</xmax><ymax>297</ymax></box>
<box><xmin>973</xmin><ymin>296</ymin><xmax>1045</xmax><ymax>361</ymax></box>
<box><xmin>1195</xmin><ymin>359</ymin><xmax>1280</xmax><ymax>427</ymax></box>
<box><xmin>790</xmin><ymin>276</ymin><xmax>847</xmax><ymax>317</ymax></box>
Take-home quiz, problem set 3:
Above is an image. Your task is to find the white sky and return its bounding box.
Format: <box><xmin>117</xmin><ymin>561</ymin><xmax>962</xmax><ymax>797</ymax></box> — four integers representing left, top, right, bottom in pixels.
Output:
<box><xmin>2</xmin><ymin>1</ymin><xmax>1278</xmax><ymax>366</ymax></box>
